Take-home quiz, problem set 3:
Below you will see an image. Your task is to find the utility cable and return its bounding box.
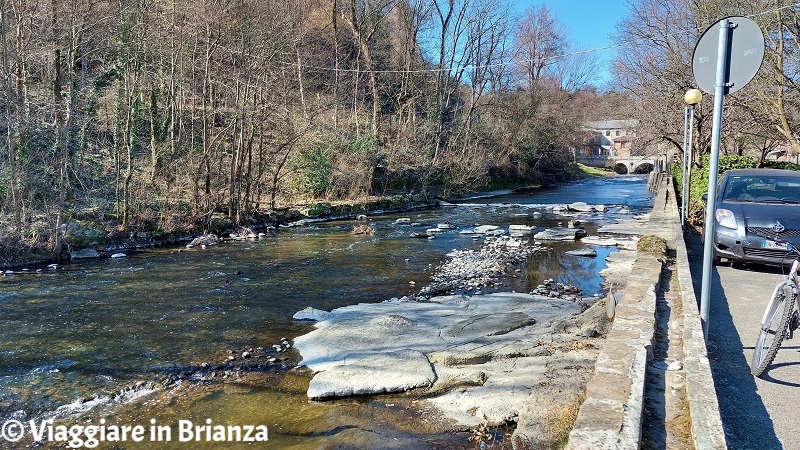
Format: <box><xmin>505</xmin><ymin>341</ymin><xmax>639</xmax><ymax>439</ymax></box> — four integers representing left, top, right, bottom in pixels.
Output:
<box><xmin>288</xmin><ymin>2</ymin><xmax>800</xmax><ymax>75</ymax></box>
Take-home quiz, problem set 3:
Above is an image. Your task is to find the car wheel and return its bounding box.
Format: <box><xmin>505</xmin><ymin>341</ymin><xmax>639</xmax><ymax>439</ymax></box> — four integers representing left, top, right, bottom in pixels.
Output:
<box><xmin>712</xmin><ymin>253</ymin><xmax>721</xmax><ymax>266</ymax></box>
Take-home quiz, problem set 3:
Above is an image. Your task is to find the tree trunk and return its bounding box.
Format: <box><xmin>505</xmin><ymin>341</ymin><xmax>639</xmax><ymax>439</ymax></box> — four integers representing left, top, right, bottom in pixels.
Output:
<box><xmin>52</xmin><ymin>0</ymin><xmax>65</xmax><ymax>254</ymax></box>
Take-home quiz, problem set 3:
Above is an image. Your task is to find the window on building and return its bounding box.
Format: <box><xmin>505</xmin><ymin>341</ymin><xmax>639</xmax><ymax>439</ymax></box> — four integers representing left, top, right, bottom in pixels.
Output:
<box><xmin>616</xmin><ymin>130</ymin><xmax>620</xmax><ymax>136</ymax></box>
<box><xmin>605</xmin><ymin>131</ymin><xmax>610</xmax><ymax>136</ymax></box>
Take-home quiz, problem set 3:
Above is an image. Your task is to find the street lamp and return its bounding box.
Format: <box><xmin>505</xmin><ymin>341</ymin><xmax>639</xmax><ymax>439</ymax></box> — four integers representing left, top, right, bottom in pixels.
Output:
<box><xmin>681</xmin><ymin>88</ymin><xmax>703</xmax><ymax>226</ymax></box>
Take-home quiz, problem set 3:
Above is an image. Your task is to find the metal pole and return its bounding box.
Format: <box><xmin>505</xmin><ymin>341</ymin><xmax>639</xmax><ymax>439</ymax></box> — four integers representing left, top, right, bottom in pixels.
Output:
<box><xmin>687</xmin><ymin>105</ymin><xmax>696</xmax><ymax>221</ymax></box>
<box><xmin>682</xmin><ymin>106</ymin><xmax>690</xmax><ymax>225</ymax></box>
<box><xmin>700</xmin><ymin>18</ymin><xmax>732</xmax><ymax>339</ymax></box>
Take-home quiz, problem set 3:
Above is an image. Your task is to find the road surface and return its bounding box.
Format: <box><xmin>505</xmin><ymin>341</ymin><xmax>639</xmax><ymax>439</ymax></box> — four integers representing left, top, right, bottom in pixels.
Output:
<box><xmin>686</xmin><ymin>232</ymin><xmax>800</xmax><ymax>450</ymax></box>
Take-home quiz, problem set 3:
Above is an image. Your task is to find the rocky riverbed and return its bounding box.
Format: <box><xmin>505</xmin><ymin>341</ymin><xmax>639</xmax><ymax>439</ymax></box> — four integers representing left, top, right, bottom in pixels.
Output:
<box><xmin>291</xmin><ymin>210</ymin><xmax>649</xmax><ymax>448</ymax></box>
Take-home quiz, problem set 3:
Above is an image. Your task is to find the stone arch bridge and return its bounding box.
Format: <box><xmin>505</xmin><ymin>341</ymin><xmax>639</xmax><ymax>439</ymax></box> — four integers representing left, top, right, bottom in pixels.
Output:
<box><xmin>611</xmin><ymin>157</ymin><xmax>656</xmax><ymax>174</ymax></box>
<box><xmin>577</xmin><ymin>156</ymin><xmax>656</xmax><ymax>174</ymax></box>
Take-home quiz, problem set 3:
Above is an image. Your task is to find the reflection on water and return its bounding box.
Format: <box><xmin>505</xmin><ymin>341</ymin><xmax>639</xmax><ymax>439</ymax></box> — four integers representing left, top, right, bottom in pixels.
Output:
<box><xmin>0</xmin><ymin>176</ymin><xmax>652</xmax><ymax>449</ymax></box>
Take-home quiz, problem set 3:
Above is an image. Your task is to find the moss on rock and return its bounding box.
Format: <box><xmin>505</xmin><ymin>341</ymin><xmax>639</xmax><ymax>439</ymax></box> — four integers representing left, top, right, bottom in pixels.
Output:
<box><xmin>637</xmin><ymin>235</ymin><xmax>667</xmax><ymax>255</ymax></box>
<box><xmin>63</xmin><ymin>220</ymin><xmax>110</xmax><ymax>249</ymax></box>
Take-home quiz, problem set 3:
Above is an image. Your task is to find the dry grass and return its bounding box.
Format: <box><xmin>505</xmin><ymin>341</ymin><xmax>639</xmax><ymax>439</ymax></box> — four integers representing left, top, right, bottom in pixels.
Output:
<box><xmin>570</xmin><ymin>341</ymin><xmax>598</xmax><ymax>351</ymax></box>
<box><xmin>637</xmin><ymin>235</ymin><xmax>668</xmax><ymax>255</ymax></box>
<box><xmin>542</xmin><ymin>392</ymin><xmax>586</xmax><ymax>449</ymax></box>
<box><xmin>666</xmin><ymin>397</ymin><xmax>695</xmax><ymax>449</ymax></box>
<box><xmin>467</xmin><ymin>423</ymin><xmax>515</xmax><ymax>449</ymax></box>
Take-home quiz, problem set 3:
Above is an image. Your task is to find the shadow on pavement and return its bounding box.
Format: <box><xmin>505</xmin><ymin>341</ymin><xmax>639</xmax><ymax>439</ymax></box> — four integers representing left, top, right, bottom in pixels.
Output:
<box><xmin>758</xmin><ymin>360</ymin><xmax>800</xmax><ymax>388</ymax></box>
<box><xmin>685</xmin><ymin>231</ymin><xmax>782</xmax><ymax>449</ymax></box>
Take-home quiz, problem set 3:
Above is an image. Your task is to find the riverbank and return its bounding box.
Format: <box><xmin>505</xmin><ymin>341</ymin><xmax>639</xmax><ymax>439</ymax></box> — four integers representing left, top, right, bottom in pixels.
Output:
<box><xmin>1</xmin><ymin>193</ymin><xmax>551</xmax><ymax>271</ymax></box>
<box><xmin>1</xmin><ymin>170</ymin><xmax>618</xmax><ymax>270</ymax></box>
<box><xmin>0</xmin><ymin>194</ymin><xmax>439</xmax><ymax>270</ymax></box>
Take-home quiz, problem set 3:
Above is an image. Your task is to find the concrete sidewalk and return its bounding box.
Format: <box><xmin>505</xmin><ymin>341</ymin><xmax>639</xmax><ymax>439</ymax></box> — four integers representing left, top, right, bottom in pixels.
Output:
<box><xmin>685</xmin><ymin>227</ymin><xmax>800</xmax><ymax>449</ymax></box>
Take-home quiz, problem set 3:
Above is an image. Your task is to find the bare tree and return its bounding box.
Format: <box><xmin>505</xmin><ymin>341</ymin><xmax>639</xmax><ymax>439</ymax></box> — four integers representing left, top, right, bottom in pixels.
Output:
<box><xmin>514</xmin><ymin>5</ymin><xmax>566</xmax><ymax>89</ymax></box>
<box><xmin>612</xmin><ymin>0</ymin><xmax>699</xmax><ymax>157</ymax></box>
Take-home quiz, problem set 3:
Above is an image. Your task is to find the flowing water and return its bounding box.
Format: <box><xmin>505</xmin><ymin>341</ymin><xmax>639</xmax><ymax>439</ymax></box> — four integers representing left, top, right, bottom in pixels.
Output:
<box><xmin>0</xmin><ymin>176</ymin><xmax>652</xmax><ymax>449</ymax></box>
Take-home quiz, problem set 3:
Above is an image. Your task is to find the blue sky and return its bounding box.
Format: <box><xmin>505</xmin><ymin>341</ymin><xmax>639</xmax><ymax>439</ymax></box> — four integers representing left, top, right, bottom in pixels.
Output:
<box><xmin>514</xmin><ymin>0</ymin><xmax>630</xmax><ymax>84</ymax></box>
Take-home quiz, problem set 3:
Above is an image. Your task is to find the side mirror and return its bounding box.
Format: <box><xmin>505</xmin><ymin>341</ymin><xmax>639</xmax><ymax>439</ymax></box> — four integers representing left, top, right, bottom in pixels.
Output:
<box><xmin>701</xmin><ymin>193</ymin><xmax>708</xmax><ymax>202</ymax></box>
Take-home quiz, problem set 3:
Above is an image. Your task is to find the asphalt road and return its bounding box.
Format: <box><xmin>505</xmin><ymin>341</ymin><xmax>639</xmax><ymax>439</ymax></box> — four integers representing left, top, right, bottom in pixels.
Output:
<box><xmin>686</xmin><ymin>233</ymin><xmax>800</xmax><ymax>450</ymax></box>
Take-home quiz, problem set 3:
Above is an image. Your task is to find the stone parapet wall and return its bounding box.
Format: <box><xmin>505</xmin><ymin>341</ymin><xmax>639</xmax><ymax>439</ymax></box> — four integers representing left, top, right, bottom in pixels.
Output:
<box><xmin>566</xmin><ymin>174</ymin><xmax>726</xmax><ymax>449</ymax></box>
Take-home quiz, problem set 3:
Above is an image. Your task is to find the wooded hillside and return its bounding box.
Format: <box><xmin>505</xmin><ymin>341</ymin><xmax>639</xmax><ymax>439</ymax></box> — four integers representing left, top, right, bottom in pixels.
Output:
<box><xmin>0</xmin><ymin>0</ymin><xmax>606</xmax><ymax>254</ymax></box>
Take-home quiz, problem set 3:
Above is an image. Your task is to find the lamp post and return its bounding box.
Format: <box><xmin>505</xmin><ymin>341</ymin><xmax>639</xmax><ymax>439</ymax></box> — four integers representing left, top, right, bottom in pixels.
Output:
<box><xmin>682</xmin><ymin>88</ymin><xmax>703</xmax><ymax>226</ymax></box>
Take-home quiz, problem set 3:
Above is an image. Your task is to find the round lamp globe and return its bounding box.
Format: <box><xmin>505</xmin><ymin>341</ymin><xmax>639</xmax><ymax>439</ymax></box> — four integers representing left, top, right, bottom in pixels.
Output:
<box><xmin>684</xmin><ymin>89</ymin><xmax>703</xmax><ymax>106</ymax></box>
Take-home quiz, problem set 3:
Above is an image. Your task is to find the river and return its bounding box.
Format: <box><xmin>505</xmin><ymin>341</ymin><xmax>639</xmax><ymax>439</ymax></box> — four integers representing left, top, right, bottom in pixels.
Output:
<box><xmin>0</xmin><ymin>175</ymin><xmax>652</xmax><ymax>449</ymax></box>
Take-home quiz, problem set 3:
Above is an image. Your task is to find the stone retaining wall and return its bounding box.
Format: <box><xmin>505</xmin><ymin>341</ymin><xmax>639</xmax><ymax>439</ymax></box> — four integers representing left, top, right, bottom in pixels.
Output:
<box><xmin>566</xmin><ymin>174</ymin><xmax>726</xmax><ymax>449</ymax></box>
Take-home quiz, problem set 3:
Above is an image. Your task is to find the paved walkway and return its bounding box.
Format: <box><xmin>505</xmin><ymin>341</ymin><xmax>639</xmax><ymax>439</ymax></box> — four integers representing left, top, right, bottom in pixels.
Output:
<box><xmin>686</xmin><ymin>232</ymin><xmax>800</xmax><ymax>449</ymax></box>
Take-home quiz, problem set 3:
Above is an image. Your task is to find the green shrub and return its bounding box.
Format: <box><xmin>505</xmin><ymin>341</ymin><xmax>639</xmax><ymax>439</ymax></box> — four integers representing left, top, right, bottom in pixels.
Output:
<box><xmin>344</xmin><ymin>132</ymin><xmax>375</xmax><ymax>155</ymax></box>
<box><xmin>673</xmin><ymin>154</ymin><xmax>756</xmax><ymax>224</ymax></box>
<box><xmin>293</xmin><ymin>146</ymin><xmax>333</xmax><ymax>198</ymax></box>
<box><xmin>762</xmin><ymin>160</ymin><xmax>800</xmax><ymax>171</ymax></box>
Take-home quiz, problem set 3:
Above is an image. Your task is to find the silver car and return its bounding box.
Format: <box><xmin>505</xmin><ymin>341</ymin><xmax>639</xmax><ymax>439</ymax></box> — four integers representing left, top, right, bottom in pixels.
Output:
<box><xmin>707</xmin><ymin>168</ymin><xmax>800</xmax><ymax>266</ymax></box>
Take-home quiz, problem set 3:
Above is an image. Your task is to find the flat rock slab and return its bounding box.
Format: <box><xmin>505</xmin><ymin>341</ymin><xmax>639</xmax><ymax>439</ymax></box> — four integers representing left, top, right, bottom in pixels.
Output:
<box><xmin>473</xmin><ymin>225</ymin><xmax>499</xmax><ymax>234</ymax></box>
<box><xmin>583</xmin><ymin>235</ymin><xmax>639</xmax><ymax>251</ymax></box>
<box><xmin>442</xmin><ymin>312</ymin><xmax>536</xmax><ymax>339</ymax></box>
<box><xmin>597</xmin><ymin>214</ymin><xmax>650</xmax><ymax>235</ymax></box>
<box><xmin>568</xmin><ymin>201</ymin><xmax>594</xmax><ymax>212</ymax></box>
<box><xmin>307</xmin><ymin>349</ymin><xmax>436</xmax><ymax>399</ymax></box>
<box><xmin>427</xmin><ymin>356</ymin><xmax>549</xmax><ymax>426</ymax></box>
<box><xmin>534</xmin><ymin>228</ymin><xmax>587</xmax><ymax>241</ymax></box>
<box><xmin>566</xmin><ymin>249</ymin><xmax>598</xmax><ymax>258</ymax></box>
<box><xmin>294</xmin><ymin>292</ymin><xmax>582</xmax><ymax>372</ymax></box>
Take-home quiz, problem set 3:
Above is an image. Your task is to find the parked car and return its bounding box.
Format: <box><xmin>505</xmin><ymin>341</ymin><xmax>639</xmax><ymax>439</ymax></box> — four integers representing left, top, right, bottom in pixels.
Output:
<box><xmin>704</xmin><ymin>168</ymin><xmax>800</xmax><ymax>266</ymax></box>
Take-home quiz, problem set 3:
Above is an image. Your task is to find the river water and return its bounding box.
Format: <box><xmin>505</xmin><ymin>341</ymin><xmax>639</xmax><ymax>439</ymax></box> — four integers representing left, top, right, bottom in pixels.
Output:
<box><xmin>0</xmin><ymin>176</ymin><xmax>652</xmax><ymax>449</ymax></box>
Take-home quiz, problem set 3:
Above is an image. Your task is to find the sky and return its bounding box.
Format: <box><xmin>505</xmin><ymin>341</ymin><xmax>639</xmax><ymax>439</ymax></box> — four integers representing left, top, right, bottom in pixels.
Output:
<box><xmin>514</xmin><ymin>0</ymin><xmax>630</xmax><ymax>85</ymax></box>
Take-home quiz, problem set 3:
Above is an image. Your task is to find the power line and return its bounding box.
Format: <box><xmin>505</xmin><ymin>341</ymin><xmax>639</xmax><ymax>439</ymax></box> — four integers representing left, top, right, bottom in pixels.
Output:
<box><xmin>288</xmin><ymin>2</ymin><xmax>800</xmax><ymax>75</ymax></box>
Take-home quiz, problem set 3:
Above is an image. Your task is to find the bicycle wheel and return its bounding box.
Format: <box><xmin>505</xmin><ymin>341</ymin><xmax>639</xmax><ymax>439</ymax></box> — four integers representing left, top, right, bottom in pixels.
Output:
<box><xmin>752</xmin><ymin>282</ymin><xmax>795</xmax><ymax>377</ymax></box>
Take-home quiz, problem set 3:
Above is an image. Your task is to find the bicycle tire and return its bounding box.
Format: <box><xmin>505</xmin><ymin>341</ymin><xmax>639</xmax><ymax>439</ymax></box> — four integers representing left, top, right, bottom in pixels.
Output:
<box><xmin>752</xmin><ymin>283</ymin><xmax>795</xmax><ymax>377</ymax></box>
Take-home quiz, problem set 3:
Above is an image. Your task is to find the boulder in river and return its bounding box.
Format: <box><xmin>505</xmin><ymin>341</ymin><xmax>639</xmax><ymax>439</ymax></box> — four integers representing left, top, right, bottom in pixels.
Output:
<box><xmin>568</xmin><ymin>202</ymin><xmax>594</xmax><ymax>212</ymax></box>
<box><xmin>293</xmin><ymin>307</ymin><xmax>333</xmax><ymax>321</ymax></box>
<box><xmin>187</xmin><ymin>233</ymin><xmax>219</xmax><ymax>248</ymax></box>
<box><xmin>70</xmin><ymin>248</ymin><xmax>100</xmax><ymax>259</ymax></box>
<box><xmin>230</xmin><ymin>227</ymin><xmax>257</xmax><ymax>240</ymax></box>
<box><xmin>473</xmin><ymin>225</ymin><xmax>499</xmax><ymax>234</ymax></box>
<box><xmin>534</xmin><ymin>228</ymin><xmax>587</xmax><ymax>241</ymax></box>
<box><xmin>565</xmin><ymin>248</ymin><xmax>598</xmax><ymax>258</ymax></box>
<box><xmin>352</xmin><ymin>224</ymin><xmax>375</xmax><ymax>235</ymax></box>
<box><xmin>508</xmin><ymin>224</ymin><xmax>533</xmax><ymax>236</ymax></box>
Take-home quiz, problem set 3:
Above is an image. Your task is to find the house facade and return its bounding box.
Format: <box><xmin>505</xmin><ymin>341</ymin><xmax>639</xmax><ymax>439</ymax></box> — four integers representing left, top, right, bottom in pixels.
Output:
<box><xmin>582</xmin><ymin>119</ymin><xmax>638</xmax><ymax>158</ymax></box>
